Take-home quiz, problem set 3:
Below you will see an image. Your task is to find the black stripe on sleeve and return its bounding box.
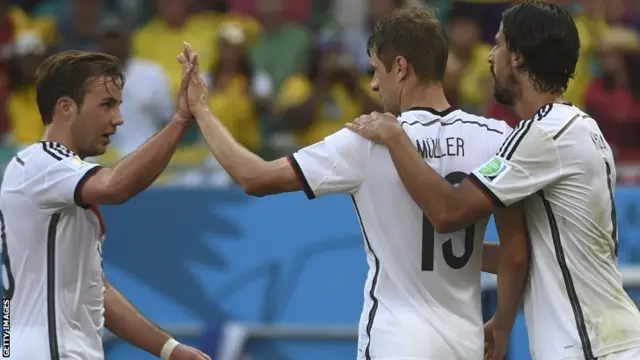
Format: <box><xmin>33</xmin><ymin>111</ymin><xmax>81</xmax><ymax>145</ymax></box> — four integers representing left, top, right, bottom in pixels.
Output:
<box><xmin>40</xmin><ymin>142</ymin><xmax>73</xmax><ymax>161</ymax></box>
<box><xmin>497</xmin><ymin>119</ymin><xmax>526</xmax><ymax>157</ymax></box>
<box><xmin>73</xmin><ymin>166</ymin><xmax>103</xmax><ymax>209</ymax></box>
<box><xmin>467</xmin><ymin>173</ymin><xmax>506</xmax><ymax>208</ymax></box>
<box><xmin>538</xmin><ymin>191</ymin><xmax>595</xmax><ymax>359</ymax></box>
<box><xmin>286</xmin><ymin>155</ymin><xmax>316</xmax><ymax>200</ymax></box>
<box><xmin>500</xmin><ymin>119</ymin><xmax>534</xmax><ymax>160</ymax></box>
<box><xmin>605</xmin><ymin>161</ymin><xmax>618</xmax><ymax>257</ymax></box>
<box><xmin>47</xmin><ymin>213</ymin><xmax>61</xmax><ymax>360</ymax></box>
<box><xmin>351</xmin><ymin>196</ymin><xmax>379</xmax><ymax>360</ymax></box>
<box><xmin>41</xmin><ymin>142</ymin><xmax>63</xmax><ymax>161</ymax></box>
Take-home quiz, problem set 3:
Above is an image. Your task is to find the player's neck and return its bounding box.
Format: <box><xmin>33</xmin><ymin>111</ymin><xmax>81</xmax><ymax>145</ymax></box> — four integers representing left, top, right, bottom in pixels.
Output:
<box><xmin>514</xmin><ymin>82</ymin><xmax>566</xmax><ymax>119</ymax></box>
<box><xmin>42</xmin><ymin>124</ymin><xmax>82</xmax><ymax>157</ymax></box>
<box><xmin>400</xmin><ymin>83</ymin><xmax>450</xmax><ymax>114</ymax></box>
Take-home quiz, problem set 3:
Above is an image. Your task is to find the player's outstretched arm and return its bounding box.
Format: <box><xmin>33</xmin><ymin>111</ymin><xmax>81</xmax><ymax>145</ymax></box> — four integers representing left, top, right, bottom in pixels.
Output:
<box><xmin>347</xmin><ymin>113</ymin><xmax>563</xmax><ymax>233</ymax></box>
<box><xmin>103</xmin><ymin>278</ymin><xmax>211</xmax><ymax>360</ymax></box>
<box><xmin>180</xmin><ymin>46</ymin><xmax>334</xmax><ymax>197</ymax></box>
<box><xmin>192</xmin><ymin>104</ymin><xmax>301</xmax><ymax>196</ymax></box>
<box><xmin>76</xmin><ymin>45</ymin><xmax>199</xmax><ymax>206</ymax></box>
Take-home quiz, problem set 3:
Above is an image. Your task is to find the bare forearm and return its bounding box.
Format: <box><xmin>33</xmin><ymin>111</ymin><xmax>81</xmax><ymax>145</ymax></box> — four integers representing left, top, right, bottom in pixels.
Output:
<box><xmin>482</xmin><ymin>242</ymin><xmax>502</xmax><ymax>274</ymax></box>
<box><xmin>108</xmin><ymin>115</ymin><xmax>189</xmax><ymax>200</ymax></box>
<box><xmin>494</xmin><ymin>255</ymin><xmax>528</xmax><ymax>329</ymax></box>
<box><xmin>104</xmin><ymin>282</ymin><xmax>170</xmax><ymax>356</ymax></box>
<box><xmin>193</xmin><ymin>106</ymin><xmax>268</xmax><ymax>187</ymax></box>
<box><xmin>384</xmin><ymin>132</ymin><xmax>466</xmax><ymax>231</ymax></box>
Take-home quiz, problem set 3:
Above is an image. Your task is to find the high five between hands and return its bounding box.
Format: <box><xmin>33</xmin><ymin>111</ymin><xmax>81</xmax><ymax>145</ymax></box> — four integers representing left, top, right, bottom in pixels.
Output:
<box><xmin>175</xmin><ymin>42</ymin><xmax>210</xmax><ymax>123</ymax></box>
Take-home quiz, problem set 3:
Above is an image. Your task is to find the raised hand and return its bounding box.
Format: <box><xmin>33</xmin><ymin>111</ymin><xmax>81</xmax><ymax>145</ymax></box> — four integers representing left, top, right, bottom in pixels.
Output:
<box><xmin>176</xmin><ymin>42</ymin><xmax>209</xmax><ymax>115</ymax></box>
<box><xmin>175</xmin><ymin>42</ymin><xmax>198</xmax><ymax>122</ymax></box>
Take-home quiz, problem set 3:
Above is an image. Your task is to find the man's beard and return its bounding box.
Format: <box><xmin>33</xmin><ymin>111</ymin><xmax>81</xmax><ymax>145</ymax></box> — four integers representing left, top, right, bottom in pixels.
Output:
<box><xmin>493</xmin><ymin>73</ymin><xmax>518</xmax><ymax>106</ymax></box>
<box><xmin>494</xmin><ymin>83</ymin><xmax>516</xmax><ymax>106</ymax></box>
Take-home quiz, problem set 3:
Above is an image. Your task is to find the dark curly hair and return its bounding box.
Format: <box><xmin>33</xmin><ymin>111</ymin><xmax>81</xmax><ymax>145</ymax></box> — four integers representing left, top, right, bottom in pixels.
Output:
<box><xmin>501</xmin><ymin>0</ymin><xmax>580</xmax><ymax>93</ymax></box>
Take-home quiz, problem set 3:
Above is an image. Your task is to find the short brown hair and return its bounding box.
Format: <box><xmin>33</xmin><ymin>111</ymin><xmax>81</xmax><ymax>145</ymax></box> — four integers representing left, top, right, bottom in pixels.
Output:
<box><xmin>367</xmin><ymin>7</ymin><xmax>448</xmax><ymax>83</ymax></box>
<box><xmin>35</xmin><ymin>50</ymin><xmax>125</xmax><ymax>125</ymax></box>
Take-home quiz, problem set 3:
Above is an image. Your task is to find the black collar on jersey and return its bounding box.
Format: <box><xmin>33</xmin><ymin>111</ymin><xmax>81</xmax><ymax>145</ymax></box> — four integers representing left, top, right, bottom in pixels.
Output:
<box><xmin>405</xmin><ymin>106</ymin><xmax>455</xmax><ymax>117</ymax></box>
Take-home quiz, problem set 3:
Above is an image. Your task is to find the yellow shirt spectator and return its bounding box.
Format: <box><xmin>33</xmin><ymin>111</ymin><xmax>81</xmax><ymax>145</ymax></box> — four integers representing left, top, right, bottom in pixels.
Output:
<box><xmin>566</xmin><ymin>15</ymin><xmax>608</xmax><ymax>108</ymax></box>
<box><xmin>209</xmin><ymin>75</ymin><xmax>261</xmax><ymax>151</ymax></box>
<box><xmin>278</xmin><ymin>74</ymin><xmax>378</xmax><ymax>146</ymax></box>
<box><xmin>456</xmin><ymin>43</ymin><xmax>492</xmax><ymax>112</ymax></box>
<box><xmin>8</xmin><ymin>86</ymin><xmax>43</xmax><ymax>145</ymax></box>
<box><xmin>132</xmin><ymin>15</ymin><xmax>220</xmax><ymax>96</ymax></box>
<box><xmin>191</xmin><ymin>12</ymin><xmax>260</xmax><ymax>47</ymax></box>
<box><xmin>9</xmin><ymin>6</ymin><xmax>56</xmax><ymax>45</ymax></box>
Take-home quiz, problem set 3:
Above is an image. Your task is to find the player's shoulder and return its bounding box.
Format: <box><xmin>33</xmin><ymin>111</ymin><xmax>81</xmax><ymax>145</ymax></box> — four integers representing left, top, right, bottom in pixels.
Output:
<box><xmin>24</xmin><ymin>141</ymin><xmax>76</xmax><ymax>162</ymax></box>
<box><xmin>397</xmin><ymin>108</ymin><xmax>510</xmax><ymax>135</ymax></box>
<box><xmin>17</xmin><ymin>141</ymin><xmax>78</xmax><ymax>175</ymax></box>
<box><xmin>1</xmin><ymin>142</ymin><xmax>71</xmax><ymax>191</ymax></box>
<box><xmin>442</xmin><ymin>110</ymin><xmax>511</xmax><ymax>135</ymax></box>
<box><xmin>529</xmin><ymin>103</ymin><xmax>586</xmax><ymax>136</ymax></box>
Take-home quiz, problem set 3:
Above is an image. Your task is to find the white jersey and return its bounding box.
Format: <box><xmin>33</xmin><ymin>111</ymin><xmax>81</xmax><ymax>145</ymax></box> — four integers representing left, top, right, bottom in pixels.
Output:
<box><xmin>470</xmin><ymin>103</ymin><xmax>640</xmax><ymax>360</ymax></box>
<box><xmin>290</xmin><ymin>107</ymin><xmax>511</xmax><ymax>360</ymax></box>
<box><xmin>0</xmin><ymin>142</ymin><xmax>106</xmax><ymax>360</ymax></box>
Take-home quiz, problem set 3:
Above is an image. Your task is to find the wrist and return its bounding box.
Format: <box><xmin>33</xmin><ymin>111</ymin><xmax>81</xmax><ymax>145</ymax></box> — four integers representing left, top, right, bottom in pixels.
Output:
<box><xmin>381</xmin><ymin>123</ymin><xmax>405</xmax><ymax>144</ymax></box>
<box><xmin>172</xmin><ymin>113</ymin><xmax>192</xmax><ymax>125</ymax></box>
<box><xmin>192</xmin><ymin>104</ymin><xmax>210</xmax><ymax>118</ymax></box>
<box><xmin>493</xmin><ymin>313</ymin><xmax>516</xmax><ymax>330</ymax></box>
<box><xmin>160</xmin><ymin>338</ymin><xmax>180</xmax><ymax>360</ymax></box>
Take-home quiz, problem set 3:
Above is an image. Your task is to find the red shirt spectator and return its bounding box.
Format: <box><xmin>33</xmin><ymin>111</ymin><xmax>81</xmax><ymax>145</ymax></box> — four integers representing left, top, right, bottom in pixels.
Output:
<box><xmin>487</xmin><ymin>102</ymin><xmax>520</xmax><ymax>129</ymax></box>
<box><xmin>586</xmin><ymin>27</ymin><xmax>640</xmax><ymax>161</ymax></box>
<box><xmin>585</xmin><ymin>78</ymin><xmax>640</xmax><ymax>161</ymax></box>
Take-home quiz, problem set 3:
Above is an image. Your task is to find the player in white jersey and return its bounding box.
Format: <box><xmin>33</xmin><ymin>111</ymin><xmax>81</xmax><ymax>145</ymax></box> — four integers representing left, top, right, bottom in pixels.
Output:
<box><xmin>346</xmin><ymin>1</ymin><xmax>640</xmax><ymax>360</ymax></box>
<box><xmin>177</xmin><ymin>8</ymin><xmax>530</xmax><ymax>360</ymax></box>
<box><xmin>0</xmin><ymin>48</ymin><xmax>209</xmax><ymax>359</ymax></box>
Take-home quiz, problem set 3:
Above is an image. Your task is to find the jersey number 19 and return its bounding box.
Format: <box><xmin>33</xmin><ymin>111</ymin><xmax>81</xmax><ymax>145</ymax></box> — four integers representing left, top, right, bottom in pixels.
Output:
<box><xmin>421</xmin><ymin>172</ymin><xmax>475</xmax><ymax>271</ymax></box>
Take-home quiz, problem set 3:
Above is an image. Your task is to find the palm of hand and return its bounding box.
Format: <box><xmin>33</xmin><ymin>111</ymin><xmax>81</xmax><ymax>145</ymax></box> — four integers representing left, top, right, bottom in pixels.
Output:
<box><xmin>175</xmin><ymin>42</ymin><xmax>207</xmax><ymax>119</ymax></box>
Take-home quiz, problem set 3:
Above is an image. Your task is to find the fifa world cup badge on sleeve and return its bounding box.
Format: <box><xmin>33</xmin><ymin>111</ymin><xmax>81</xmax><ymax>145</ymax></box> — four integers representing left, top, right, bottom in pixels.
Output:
<box><xmin>477</xmin><ymin>156</ymin><xmax>510</xmax><ymax>182</ymax></box>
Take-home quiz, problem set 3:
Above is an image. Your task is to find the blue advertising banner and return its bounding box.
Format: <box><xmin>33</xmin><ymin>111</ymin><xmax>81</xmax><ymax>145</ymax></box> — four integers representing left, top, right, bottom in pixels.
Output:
<box><xmin>4</xmin><ymin>185</ymin><xmax>640</xmax><ymax>359</ymax></box>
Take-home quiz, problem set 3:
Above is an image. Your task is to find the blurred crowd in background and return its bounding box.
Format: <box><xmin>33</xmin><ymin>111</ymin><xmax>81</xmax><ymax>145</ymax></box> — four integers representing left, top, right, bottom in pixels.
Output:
<box><xmin>1</xmin><ymin>0</ymin><xmax>640</xmax><ymax>184</ymax></box>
